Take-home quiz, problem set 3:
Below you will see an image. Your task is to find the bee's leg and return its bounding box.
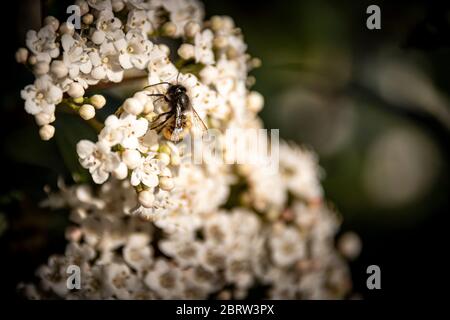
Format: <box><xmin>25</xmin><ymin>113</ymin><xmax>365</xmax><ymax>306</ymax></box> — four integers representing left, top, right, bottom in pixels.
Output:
<box><xmin>152</xmin><ymin>111</ymin><xmax>172</xmax><ymax>121</ymax></box>
<box><xmin>150</xmin><ymin>113</ymin><xmax>174</xmax><ymax>131</ymax></box>
<box><xmin>147</xmin><ymin>94</ymin><xmax>169</xmax><ymax>103</ymax></box>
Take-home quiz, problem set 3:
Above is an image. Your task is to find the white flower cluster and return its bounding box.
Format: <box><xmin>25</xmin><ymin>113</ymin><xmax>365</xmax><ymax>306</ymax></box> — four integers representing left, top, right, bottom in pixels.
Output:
<box><xmin>18</xmin><ymin>0</ymin><xmax>357</xmax><ymax>299</ymax></box>
<box><xmin>17</xmin><ymin>0</ymin><xmax>205</xmax><ymax>140</ymax></box>
<box><xmin>22</xmin><ymin>178</ymin><xmax>351</xmax><ymax>299</ymax></box>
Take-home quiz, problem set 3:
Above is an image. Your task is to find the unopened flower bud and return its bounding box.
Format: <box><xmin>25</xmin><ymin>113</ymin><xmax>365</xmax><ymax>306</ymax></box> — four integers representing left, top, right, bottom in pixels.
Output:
<box><xmin>44</xmin><ymin>16</ymin><xmax>60</xmax><ymax>32</ymax></box>
<box><xmin>338</xmin><ymin>232</ymin><xmax>362</xmax><ymax>260</ymax></box>
<box><xmin>92</xmin><ymin>30</ymin><xmax>106</xmax><ymax>45</ymax></box>
<box><xmin>213</xmin><ymin>35</ymin><xmax>228</xmax><ymax>49</ymax></box>
<box><xmin>170</xmin><ymin>153</ymin><xmax>181</xmax><ymax>166</ymax></box>
<box><xmin>122</xmin><ymin>149</ymin><xmax>141</xmax><ymax>169</ymax></box>
<box><xmin>79</xmin><ymin>104</ymin><xmax>95</xmax><ymax>120</ymax></box>
<box><xmin>227</xmin><ymin>46</ymin><xmax>238</xmax><ymax>59</ymax></box>
<box><xmin>123</xmin><ymin>97</ymin><xmax>144</xmax><ymax>115</ymax></box>
<box><xmin>82</xmin><ymin>13</ymin><xmax>94</xmax><ymax>25</ymax></box>
<box><xmin>50</xmin><ymin>60</ymin><xmax>68</xmax><ymax>78</ymax></box>
<box><xmin>68</xmin><ymin>82</ymin><xmax>85</xmax><ymax>98</ymax></box>
<box><xmin>138</xmin><ymin>190</ymin><xmax>155</xmax><ymax>208</ymax></box>
<box><xmin>34</xmin><ymin>62</ymin><xmax>49</xmax><ymax>76</ymax></box>
<box><xmin>75</xmin><ymin>0</ymin><xmax>89</xmax><ymax>15</ymax></box>
<box><xmin>177</xmin><ymin>44</ymin><xmax>195</xmax><ymax>60</ymax></box>
<box><xmin>35</xmin><ymin>112</ymin><xmax>54</xmax><ymax>126</ymax></box>
<box><xmin>15</xmin><ymin>48</ymin><xmax>28</xmax><ymax>64</ymax></box>
<box><xmin>158</xmin><ymin>44</ymin><xmax>170</xmax><ymax>55</ymax></box>
<box><xmin>112</xmin><ymin>162</ymin><xmax>128</xmax><ymax>180</ymax></box>
<box><xmin>222</xmin><ymin>16</ymin><xmax>235</xmax><ymax>31</ymax></box>
<box><xmin>247</xmin><ymin>91</ymin><xmax>264</xmax><ymax>113</ymax></box>
<box><xmin>59</xmin><ymin>22</ymin><xmax>75</xmax><ymax>35</ymax></box>
<box><xmin>161</xmin><ymin>22</ymin><xmax>177</xmax><ymax>37</ymax></box>
<box><xmin>143</xmin><ymin>101</ymin><xmax>154</xmax><ymax>114</ymax></box>
<box><xmin>184</xmin><ymin>21</ymin><xmax>201</xmax><ymax>38</ymax></box>
<box><xmin>112</xmin><ymin>0</ymin><xmax>125</xmax><ymax>12</ymax></box>
<box><xmin>251</xmin><ymin>57</ymin><xmax>262</xmax><ymax>69</ymax></box>
<box><xmin>159</xmin><ymin>176</ymin><xmax>174</xmax><ymax>191</ymax></box>
<box><xmin>65</xmin><ymin>226</ymin><xmax>82</xmax><ymax>242</ymax></box>
<box><xmin>157</xmin><ymin>152</ymin><xmax>171</xmax><ymax>166</ymax></box>
<box><xmin>133</xmin><ymin>92</ymin><xmax>149</xmax><ymax>105</ymax></box>
<box><xmin>90</xmin><ymin>94</ymin><xmax>106</xmax><ymax>109</ymax></box>
<box><xmin>28</xmin><ymin>55</ymin><xmax>37</xmax><ymax>65</ymax></box>
<box><xmin>210</xmin><ymin>16</ymin><xmax>223</xmax><ymax>31</ymax></box>
<box><xmin>39</xmin><ymin>125</ymin><xmax>55</xmax><ymax>141</ymax></box>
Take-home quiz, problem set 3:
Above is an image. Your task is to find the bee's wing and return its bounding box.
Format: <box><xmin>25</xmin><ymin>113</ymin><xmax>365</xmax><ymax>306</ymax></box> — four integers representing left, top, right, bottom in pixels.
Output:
<box><xmin>190</xmin><ymin>105</ymin><xmax>208</xmax><ymax>134</ymax></box>
<box><xmin>150</xmin><ymin>112</ymin><xmax>174</xmax><ymax>132</ymax></box>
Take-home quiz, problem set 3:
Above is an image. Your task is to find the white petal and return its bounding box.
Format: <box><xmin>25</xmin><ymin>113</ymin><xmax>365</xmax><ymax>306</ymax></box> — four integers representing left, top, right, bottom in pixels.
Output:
<box><xmin>142</xmin><ymin>174</ymin><xmax>159</xmax><ymax>188</ymax></box>
<box><xmin>134</xmin><ymin>118</ymin><xmax>149</xmax><ymax>137</ymax></box>
<box><xmin>61</xmin><ymin>34</ymin><xmax>75</xmax><ymax>52</ymax></box>
<box><xmin>24</xmin><ymin>100</ymin><xmax>40</xmax><ymax>115</ymax></box>
<box><xmin>76</xmin><ymin>140</ymin><xmax>96</xmax><ymax>159</ymax></box>
<box><xmin>130</xmin><ymin>171</ymin><xmax>141</xmax><ymax>186</ymax></box>
<box><xmin>119</xmin><ymin>54</ymin><xmax>133</xmax><ymax>69</ymax></box>
<box><xmin>92</xmin><ymin>169</ymin><xmax>109</xmax><ymax>184</ymax></box>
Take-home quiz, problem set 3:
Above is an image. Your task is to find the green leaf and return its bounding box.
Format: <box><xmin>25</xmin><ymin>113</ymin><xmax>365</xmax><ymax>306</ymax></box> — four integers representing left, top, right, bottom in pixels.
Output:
<box><xmin>3</xmin><ymin>126</ymin><xmax>63</xmax><ymax>171</ymax></box>
<box><xmin>54</xmin><ymin>113</ymin><xmax>97</xmax><ymax>183</ymax></box>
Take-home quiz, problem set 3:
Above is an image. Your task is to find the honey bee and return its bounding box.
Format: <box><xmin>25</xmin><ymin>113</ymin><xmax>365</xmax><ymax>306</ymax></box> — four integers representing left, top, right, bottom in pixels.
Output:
<box><xmin>145</xmin><ymin>82</ymin><xmax>207</xmax><ymax>142</ymax></box>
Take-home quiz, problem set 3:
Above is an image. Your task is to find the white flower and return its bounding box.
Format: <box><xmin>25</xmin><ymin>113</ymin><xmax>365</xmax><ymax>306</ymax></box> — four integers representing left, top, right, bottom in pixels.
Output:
<box><xmin>269</xmin><ymin>225</ymin><xmax>306</xmax><ymax>267</ymax></box>
<box><xmin>19</xmin><ymin>0</ymin><xmax>356</xmax><ymax>301</ymax></box>
<box><xmin>133</xmin><ymin>188</ymin><xmax>174</xmax><ymax>220</ymax></box>
<box><xmin>102</xmin><ymin>263</ymin><xmax>138</xmax><ymax>299</ymax></box>
<box><xmin>26</xmin><ymin>25</ymin><xmax>59</xmax><ymax>63</ymax></box>
<box><xmin>203</xmin><ymin>212</ymin><xmax>232</xmax><ymax>245</ymax></box>
<box><xmin>61</xmin><ymin>34</ymin><xmax>93</xmax><ymax>78</ymax></box>
<box><xmin>144</xmin><ymin>259</ymin><xmax>183</xmax><ymax>299</ymax></box>
<box><xmin>77</xmin><ymin>140</ymin><xmax>121</xmax><ymax>184</ymax></box>
<box><xmin>293</xmin><ymin>201</ymin><xmax>318</xmax><ymax>230</ymax></box>
<box><xmin>337</xmin><ymin>232</ymin><xmax>362</xmax><ymax>260</ymax></box>
<box><xmin>194</xmin><ymin>29</ymin><xmax>215</xmax><ymax>65</ymax></box>
<box><xmin>280</xmin><ymin>142</ymin><xmax>324</xmax><ymax>202</ymax></box>
<box><xmin>127</xmin><ymin>10</ymin><xmax>154</xmax><ymax>35</ymax></box>
<box><xmin>123</xmin><ymin>234</ymin><xmax>153</xmax><ymax>272</ymax></box>
<box><xmin>39</xmin><ymin>124</ymin><xmax>55</xmax><ymax>141</ymax></box>
<box><xmin>163</xmin><ymin>0</ymin><xmax>204</xmax><ymax>37</ymax></box>
<box><xmin>130</xmin><ymin>154</ymin><xmax>161</xmax><ymax>187</ymax></box>
<box><xmin>200</xmin><ymin>244</ymin><xmax>227</xmax><ymax>272</ymax></box>
<box><xmin>36</xmin><ymin>256</ymin><xmax>70</xmax><ymax>297</ymax></box>
<box><xmin>124</xmin><ymin>0</ymin><xmax>153</xmax><ymax>10</ymax></box>
<box><xmin>95</xmin><ymin>9</ymin><xmax>124</xmax><ymax>42</ymax></box>
<box><xmin>246</xmin><ymin>164</ymin><xmax>287</xmax><ymax>212</ymax></box>
<box><xmin>89</xmin><ymin>42</ymin><xmax>124</xmax><ymax>82</ymax></box>
<box><xmin>87</xmin><ymin>0</ymin><xmax>113</xmax><ymax>11</ymax></box>
<box><xmin>65</xmin><ymin>242</ymin><xmax>96</xmax><ymax>267</ymax></box>
<box><xmin>183</xmin><ymin>266</ymin><xmax>221</xmax><ymax>293</ymax></box>
<box><xmin>159</xmin><ymin>234</ymin><xmax>203</xmax><ymax>267</ymax></box>
<box><xmin>225</xmin><ymin>257</ymin><xmax>254</xmax><ymax>290</ymax></box>
<box><xmin>100</xmin><ymin>113</ymin><xmax>148</xmax><ymax>149</ymax></box>
<box><xmin>20</xmin><ymin>75</ymin><xmax>62</xmax><ymax>115</ymax></box>
<box><xmin>115</xmin><ymin>31</ymin><xmax>153</xmax><ymax>69</ymax></box>
<box><xmin>147</xmin><ymin>46</ymin><xmax>179</xmax><ymax>82</ymax></box>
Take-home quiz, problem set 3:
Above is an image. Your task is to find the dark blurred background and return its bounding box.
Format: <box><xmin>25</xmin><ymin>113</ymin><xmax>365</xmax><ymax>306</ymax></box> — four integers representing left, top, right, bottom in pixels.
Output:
<box><xmin>0</xmin><ymin>0</ymin><xmax>449</xmax><ymax>300</ymax></box>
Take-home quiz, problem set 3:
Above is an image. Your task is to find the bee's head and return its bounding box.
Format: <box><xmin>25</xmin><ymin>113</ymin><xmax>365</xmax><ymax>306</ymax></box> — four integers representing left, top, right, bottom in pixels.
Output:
<box><xmin>167</xmin><ymin>84</ymin><xmax>187</xmax><ymax>96</ymax></box>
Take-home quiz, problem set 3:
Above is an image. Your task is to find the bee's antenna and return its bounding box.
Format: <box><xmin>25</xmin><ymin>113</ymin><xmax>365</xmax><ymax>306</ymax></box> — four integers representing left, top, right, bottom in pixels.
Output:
<box><xmin>143</xmin><ymin>82</ymin><xmax>171</xmax><ymax>90</ymax></box>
